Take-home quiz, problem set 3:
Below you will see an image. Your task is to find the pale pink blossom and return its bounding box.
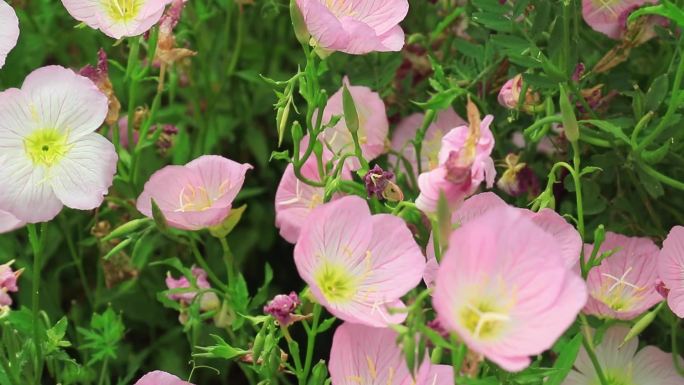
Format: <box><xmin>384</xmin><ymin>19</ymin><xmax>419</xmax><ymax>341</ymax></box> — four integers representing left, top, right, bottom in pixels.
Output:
<box><xmin>134</xmin><ymin>371</ymin><xmax>194</xmax><ymax>385</ymax></box>
<box><xmin>658</xmin><ymin>226</ymin><xmax>684</xmax><ymax>317</ymax></box>
<box><xmin>582</xmin><ymin>0</ymin><xmax>657</xmax><ymax>40</ymax></box>
<box><xmin>330</xmin><ymin>322</ymin><xmax>453</xmax><ymax>385</ymax></box>
<box><xmin>415</xmin><ymin>105</ymin><xmax>496</xmax><ymax>213</ymax></box>
<box><xmin>0</xmin><ymin>0</ymin><xmax>19</xmax><ymax>69</ymax></box>
<box><xmin>424</xmin><ymin>192</ymin><xmax>582</xmax><ymax>288</ymax></box>
<box><xmin>0</xmin><ymin>66</ymin><xmax>117</xmax><ymax>223</ymax></box>
<box><xmin>166</xmin><ymin>266</ymin><xmax>219</xmax><ymax>312</ymax></box>
<box><xmin>0</xmin><ymin>260</ymin><xmax>20</xmax><ymax>307</ymax></box>
<box><xmin>497</xmin><ymin>74</ymin><xmax>541</xmax><ymax>112</ymax></box>
<box><xmin>294</xmin><ymin>196</ymin><xmax>425</xmax><ymax>327</ymax></box>
<box><xmin>432</xmin><ymin>204</ymin><xmax>587</xmax><ymax>371</ymax></box>
<box><xmin>137</xmin><ymin>155</ymin><xmax>252</xmax><ymax>231</ymax></box>
<box><xmin>295</xmin><ymin>0</ymin><xmax>408</xmax><ymax>55</ymax></box>
<box><xmin>0</xmin><ymin>210</ymin><xmax>24</xmax><ymax>234</ymax></box>
<box><xmin>389</xmin><ymin>108</ymin><xmax>467</xmax><ymax>183</ymax></box>
<box><xmin>563</xmin><ymin>326</ymin><xmax>683</xmax><ymax>385</ymax></box>
<box><xmin>321</xmin><ymin>78</ymin><xmax>389</xmax><ymax>170</ymax></box>
<box><xmin>275</xmin><ymin>138</ymin><xmax>350</xmax><ymax>243</ymax></box>
<box><xmin>584</xmin><ymin>232</ymin><xmax>661</xmax><ymax>320</ymax></box>
<box><xmin>61</xmin><ymin>0</ymin><xmax>173</xmax><ymax>39</ymax></box>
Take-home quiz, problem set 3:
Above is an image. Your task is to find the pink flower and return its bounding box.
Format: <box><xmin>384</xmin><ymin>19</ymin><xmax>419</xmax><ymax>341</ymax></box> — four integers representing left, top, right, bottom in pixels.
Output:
<box><xmin>658</xmin><ymin>226</ymin><xmax>684</xmax><ymax>317</ymax></box>
<box><xmin>583</xmin><ymin>232</ymin><xmax>661</xmax><ymax>320</ymax></box>
<box><xmin>582</xmin><ymin>0</ymin><xmax>657</xmax><ymax>40</ymax></box>
<box><xmin>0</xmin><ymin>260</ymin><xmax>21</xmax><ymax>307</ymax></box>
<box><xmin>136</xmin><ymin>155</ymin><xmax>252</xmax><ymax>231</ymax></box>
<box><xmin>294</xmin><ymin>196</ymin><xmax>425</xmax><ymax>327</ymax></box>
<box><xmin>0</xmin><ymin>210</ymin><xmax>24</xmax><ymax>234</ymax></box>
<box><xmin>0</xmin><ymin>66</ymin><xmax>117</xmax><ymax>223</ymax></box>
<box><xmin>497</xmin><ymin>74</ymin><xmax>541</xmax><ymax>112</ymax></box>
<box><xmin>134</xmin><ymin>371</ymin><xmax>194</xmax><ymax>385</ymax></box>
<box><xmin>61</xmin><ymin>0</ymin><xmax>173</xmax><ymax>39</ymax></box>
<box><xmin>389</xmin><ymin>108</ymin><xmax>467</xmax><ymax>182</ymax></box>
<box><xmin>275</xmin><ymin>138</ymin><xmax>350</xmax><ymax>244</ymax></box>
<box><xmin>562</xmin><ymin>326</ymin><xmax>683</xmax><ymax>385</ymax></box>
<box><xmin>295</xmin><ymin>0</ymin><xmax>408</xmax><ymax>55</ymax></box>
<box><xmin>415</xmin><ymin>103</ymin><xmax>496</xmax><ymax>213</ymax></box>
<box><xmin>264</xmin><ymin>292</ymin><xmax>301</xmax><ymax>326</ymax></box>
<box><xmin>330</xmin><ymin>323</ymin><xmax>453</xmax><ymax>385</ymax></box>
<box><xmin>423</xmin><ymin>192</ymin><xmax>582</xmax><ymax>288</ymax></box>
<box><xmin>0</xmin><ymin>0</ymin><xmax>19</xmax><ymax>69</ymax></box>
<box><xmin>165</xmin><ymin>266</ymin><xmax>219</xmax><ymax>311</ymax></box>
<box><xmin>321</xmin><ymin>78</ymin><xmax>389</xmax><ymax>170</ymax></box>
<box><xmin>432</xmin><ymin>204</ymin><xmax>587</xmax><ymax>372</ymax></box>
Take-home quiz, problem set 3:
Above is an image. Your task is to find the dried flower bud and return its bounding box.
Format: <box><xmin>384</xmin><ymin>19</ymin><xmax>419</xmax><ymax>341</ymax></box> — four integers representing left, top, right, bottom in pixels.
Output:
<box><xmin>79</xmin><ymin>48</ymin><xmax>121</xmax><ymax>126</ymax></box>
<box><xmin>264</xmin><ymin>292</ymin><xmax>301</xmax><ymax>327</ymax></box>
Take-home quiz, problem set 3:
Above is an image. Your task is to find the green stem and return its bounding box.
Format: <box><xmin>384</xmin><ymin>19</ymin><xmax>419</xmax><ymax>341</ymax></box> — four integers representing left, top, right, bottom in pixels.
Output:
<box><xmin>226</xmin><ymin>4</ymin><xmax>245</xmax><ymax>79</ymax></box>
<box><xmin>638</xmin><ymin>162</ymin><xmax>684</xmax><ymax>191</ymax></box>
<box><xmin>413</xmin><ymin>110</ymin><xmax>437</xmax><ymax>175</ymax></box>
<box><xmin>637</xmin><ymin>40</ymin><xmax>684</xmax><ymax>152</ymax></box>
<box><xmin>672</xmin><ymin>319</ymin><xmax>684</xmax><ymax>377</ymax></box>
<box><xmin>219</xmin><ymin>237</ymin><xmax>235</xmax><ymax>283</ymax></box>
<box><xmin>59</xmin><ymin>215</ymin><xmax>92</xmax><ymax>306</ymax></box>
<box><xmin>0</xmin><ymin>353</ymin><xmax>19</xmax><ymax>385</ymax></box>
<box><xmin>97</xmin><ymin>357</ymin><xmax>109</xmax><ymax>385</ymax></box>
<box><xmin>189</xmin><ymin>239</ymin><xmax>229</xmax><ymax>293</ymax></box>
<box><xmin>579</xmin><ymin>314</ymin><xmax>609</xmax><ymax>385</ymax></box>
<box><xmin>523</xmin><ymin>115</ymin><xmax>563</xmax><ymax>137</ymax></box>
<box><xmin>300</xmin><ymin>303</ymin><xmax>322</xmax><ymax>385</ymax></box>
<box><xmin>27</xmin><ymin>223</ymin><xmax>46</xmax><ymax>381</ymax></box>
<box><xmin>570</xmin><ymin>140</ymin><xmax>587</xmax><ymax>277</ymax></box>
<box><xmin>450</xmin><ymin>341</ymin><xmax>467</xmax><ymax>383</ymax></box>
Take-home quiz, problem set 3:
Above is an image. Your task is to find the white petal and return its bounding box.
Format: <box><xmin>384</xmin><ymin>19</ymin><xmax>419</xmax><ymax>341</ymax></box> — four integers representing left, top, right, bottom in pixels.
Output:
<box><xmin>0</xmin><ymin>0</ymin><xmax>19</xmax><ymax>69</ymax></box>
<box><xmin>50</xmin><ymin>133</ymin><xmax>117</xmax><ymax>210</ymax></box>
<box><xmin>0</xmin><ymin>151</ymin><xmax>63</xmax><ymax>223</ymax></box>
<box><xmin>21</xmin><ymin>66</ymin><xmax>108</xmax><ymax>142</ymax></box>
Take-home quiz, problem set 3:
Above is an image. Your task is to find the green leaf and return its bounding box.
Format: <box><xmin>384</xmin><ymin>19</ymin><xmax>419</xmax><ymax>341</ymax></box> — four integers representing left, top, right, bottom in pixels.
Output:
<box><xmin>629</xmin><ymin>1</ymin><xmax>684</xmax><ymax>27</ymax></box>
<box><xmin>644</xmin><ymin>74</ymin><xmax>669</xmax><ymax>112</ymax></box>
<box><xmin>209</xmin><ymin>205</ymin><xmax>248</xmax><ymax>238</ymax></box>
<box><xmin>150</xmin><ymin>199</ymin><xmax>168</xmax><ymax>232</ymax></box>
<box><xmin>544</xmin><ymin>333</ymin><xmax>583</xmax><ymax>385</ymax></box>
<box><xmin>636</xmin><ymin>163</ymin><xmax>665</xmax><ymax>198</ymax></box>
<box><xmin>342</xmin><ymin>84</ymin><xmax>359</xmax><ymax>134</ymax></box>
<box><xmin>194</xmin><ymin>334</ymin><xmax>248</xmax><ymax>360</ymax></box>
<box><xmin>77</xmin><ymin>307</ymin><xmax>124</xmax><ymax>365</ymax></box>
<box><xmin>103</xmin><ymin>218</ymin><xmax>151</xmax><ymax>241</ymax></box>
<box><xmin>580</xmin><ymin>120</ymin><xmax>630</xmax><ymax>145</ymax></box>
<box><xmin>641</xmin><ymin>141</ymin><xmax>671</xmax><ymax>164</ymax></box>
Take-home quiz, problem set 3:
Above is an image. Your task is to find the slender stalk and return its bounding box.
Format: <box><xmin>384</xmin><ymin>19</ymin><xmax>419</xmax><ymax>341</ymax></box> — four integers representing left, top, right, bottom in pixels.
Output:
<box><xmin>450</xmin><ymin>341</ymin><xmax>467</xmax><ymax>383</ymax></box>
<box><xmin>579</xmin><ymin>315</ymin><xmax>609</xmax><ymax>385</ymax></box>
<box><xmin>0</xmin><ymin>354</ymin><xmax>19</xmax><ymax>385</ymax></box>
<box><xmin>219</xmin><ymin>237</ymin><xmax>235</xmax><ymax>282</ymax></box>
<box><xmin>97</xmin><ymin>357</ymin><xmax>109</xmax><ymax>385</ymax></box>
<box><xmin>300</xmin><ymin>303</ymin><xmax>321</xmax><ymax>385</ymax></box>
<box><xmin>638</xmin><ymin>162</ymin><xmax>684</xmax><ymax>191</ymax></box>
<box><xmin>27</xmin><ymin>223</ymin><xmax>46</xmax><ymax>381</ymax></box>
<box><xmin>189</xmin><ymin>239</ymin><xmax>229</xmax><ymax>293</ymax></box>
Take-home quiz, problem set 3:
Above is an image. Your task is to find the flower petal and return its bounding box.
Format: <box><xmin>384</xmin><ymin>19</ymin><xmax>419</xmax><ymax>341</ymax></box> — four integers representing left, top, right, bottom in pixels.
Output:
<box><xmin>50</xmin><ymin>133</ymin><xmax>117</xmax><ymax>210</ymax></box>
<box><xmin>0</xmin><ymin>0</ymin><xmax>19</xmax><ymax>69</ymax></box>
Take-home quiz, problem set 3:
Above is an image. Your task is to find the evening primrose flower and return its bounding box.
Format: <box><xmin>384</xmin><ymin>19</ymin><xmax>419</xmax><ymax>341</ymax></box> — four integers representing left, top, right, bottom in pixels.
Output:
<box><xmin>582</xmin><ymin>0</ymin><xmax>657</xmax><ymax>40</ymax></box>
<box><xmin>61</xmin><ymin>0</ymin><xmax>172</xmax><ymax>39</ymax></box>
<box><xmin>294</xmin><ymin>196</ymin><xmax>425</xmax><ymax>327</ymax></box>
<box><xmin>330</xmin><ymin>323</ymin><xmax>453</xmax><ymax>385</ymax></box>
<box><xmin>134</xmin><ymin>371</ymin><xmax>194</xmax><ymax>385</ymax></box>
<box><xmin>424</xmin><ymin>192</ymin><xmax>582</xmax><ymax>288</ymax></box>
<box><xmin>295</xmin><ymin>0</ymin><xmax>408</xmax><ymax>55</ymax></box>
<box><xmin>562</xmin><ymin>326</ymin><xmax>683</xmax><ymax>385</ymax></box>
<box><xmin>497</xmin><ymin>74</ymin><xmax>542</xmax><ymax>113</ymax></box>
<box><xmin>415</xmin><ymin>100</ymin><xmax>496</xmax><ymax>213</ymax></box>
<box><xmin>433</xmin><ymin>204</ymin><xmax>587</xmax><ymax>371</ymax></box>
<box><xmin>389</xmin><ymin>108</ymin><xmax>467</xmax><ymax>184</ymax></box>
<box><xmin>657</xmin><ymin>226</ymin><xmax>684</xmax><ymax>317</ymax></box>
<box><xmin>136</xmin><ymin>155</ymin><xmax>252</xmax><ymax>231</ymax></box>
<box><xmin>584</xmin><ymin>232</ymin><xmax>661</xmax><ymax>320</ymax></box>
<box><xmin>0</xmin><ymin>66</ymin><xmax>117</xmax><ymax>223</ymax></box>
<box><xmin>322</xmin><ymin>78</ymin><xmax>389</xmax><ymax>170</ymax></box>
<box><xmin>0</xmin><ymin>0</ymin><xmax>19</xmax><ymax>69</ymax></box>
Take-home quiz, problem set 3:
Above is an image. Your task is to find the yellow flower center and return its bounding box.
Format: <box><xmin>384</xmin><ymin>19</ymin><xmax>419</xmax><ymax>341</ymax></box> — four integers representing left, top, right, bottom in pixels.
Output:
<box><xmin>595</xmin><ymin>267</ymin><xmax>645</xmax><ymax>313</ymax></box>
<box><xmin>460</xmin><ymin>300</ymin><xmax>511</xmax><ymax>340</ymax></box>
<box><xmin>24</xmin><ymin>129</ymin><xmax>71</xmax><ymax>167</ymax></box>
<box><xmin>105</xmin><ymin>0</ymin><xmax>141</xmax><ymax>22</ymax></box>
<box><xmin>315</xmin><ymin>262</ymin><xmax>358</xmax><ymax>303</ymax></box>
<box><xmin>176</xmin><ymin>181</ymin><xmax>230</xmax><ymax>212</ymax></box>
